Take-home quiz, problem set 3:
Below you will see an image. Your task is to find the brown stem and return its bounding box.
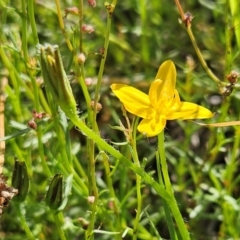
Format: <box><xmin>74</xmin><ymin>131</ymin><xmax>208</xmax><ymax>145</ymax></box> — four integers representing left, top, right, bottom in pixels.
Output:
<box><xmin>0</xmin><ymin>77</ymin><xmax>8</xmax><ymax>174</ymax></box>
<box><xmin>174</xmin><ymin>0</ymin><xmax>185</xmax><ymax>21</ymax></box>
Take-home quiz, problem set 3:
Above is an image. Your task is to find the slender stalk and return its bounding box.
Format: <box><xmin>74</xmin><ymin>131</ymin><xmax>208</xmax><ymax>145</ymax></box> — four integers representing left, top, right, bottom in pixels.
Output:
<box><xmin>55</xmin><ymin>0</ymin><xmax>73</xmax><ymax>51</ymax></box>
<box><xmin>28</xmin><ymin>0</ymin><xmax>39</xmax><ymax>44</ymax></box>
<box><xmin>158</xmin><ymin>132</ymin><xmax>190</xmax><ymax>240</ymax></box>
<box><xmin>225</xmin><ymin>127</ymin><xmax>240</xmax><ymax>194</ymax></box>
<box><xmin>157</xmin><ymin>132</ymin><xmax>178</xmax><ymax>240</ymax></box>
<box><xmin>85</xmin><ymin>140</ymin><xmax>98</xmax><ymax>240</ymax></box>
<box><xmin>76</xmin><ymin>0</ymin><xmax>93</xmax><ymax>118</ymax></box>
<box><xmin>0</xmin><ymin>44</ymin><xmax>20</xmax><ymax>102</ymax></box>
<box><xmin>16</xmin><ymin>204</ymin><xmax>35</xmax><ymax>240</ymax></box>
<box><xmin>185</xmin><ymin>27</ymin><xmax>222</xmax><ymax>86</ymax></box>
<box><xmin>158</xmin><ymin>132</ymin><xmax>172</xmax><ymax>192</ymax></box>
<box><xmin>224</xmin><ymin>2</ymin><xmax>232</xmax><ymax>74</ymax></box>
<box><xmin>168</xmin><ymin>197</ymin><xmax>190</xmax><ymax>240</ymax></box>
<box><xmin>174</xmin><ymin>0</ymin><xmax>185</xmax><ymax>20</ymax></box>
<box><xmin>39</xmin><ymin>88</ymin><xmax>51</xmax><ymax>113</ymax></box>
<box><xmin>78</xmin><ymin>0</ymin><xmax>83</xmax><ymax>53</ymax></box>
<box><xmin>21</xmin><ymin>0</ymin><xmax>29</xmax><ymax>61</ymax></box>
<box><xmin>139</xmin><ymin>0</ymin><xmax>149</xmax><ymax>63</ymax></box>
<box><xmin>74</xmin><ymin>60</ymin><xmax>92</xmax><ymax>118</ymax></box>
<box><xmin>72</xmin><ymin>155</ymin><xmax>88</xmax><ymax>182</ymax></box>
<box><xmin>144</xmin><ymin>208</ymin><xmax>163</xmax><ymax>239</ymax></box>
<box><xmin>101</xmin><ymin>152</ymin><xmax>119</xmax><ymax>213</ymax></box>
<box><xmin>53</xmin><ymin>212</ymin><xmax>67</xmax><ymax>240</ymax></box>
<box><xmin>130</xmin><ymin>118</ymin><xmax>142</xmax><ymax>240</ymax></box>
<box><xmin>92</xmin><ymin>4</ymin><xmax>115</xmax><ymax>131</ymax></box>
<box><xmin>37</xmin><ymin>128</ymin><xmax>52</xmax><ymax>177</ymax></box>
<box><xmin>0</xmin><ymin>77</ymin><xmax>7</xmax><ymax>174</ymax></box>
<box><xmin>174</xmin><ymin>0</ymin><xmax>223</xmax><ymax>87</ymax></box>
<box><xmin>85</xmin><ymin>3</ymin><xmax>118</xmax><ymax>238</ymax></box>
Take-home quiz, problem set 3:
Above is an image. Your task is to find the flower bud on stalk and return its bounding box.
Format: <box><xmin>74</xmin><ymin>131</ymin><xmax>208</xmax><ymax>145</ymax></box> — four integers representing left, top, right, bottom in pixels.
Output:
<box><xmin>40</xmin><ymin>45</ymin><xmax>77</xmax><ymax>118</ymax></box>
<box><xmin>11</xmin><ymin>159</ymin><xmax>29</xmax><ymax>202</ymax></box>
<box><xmin>88</xmin><ymin>0</ymin><xmax>96</xmax><ymax>7</ymax></box>
<box><xmin>45</xmin><ymin>174</ymin><xmax>63</xmax><ymax>211</ymax></box>
<box><xmin>78</xmin><ymin>218</ymin><xmax>89</xmax><ymax>230</ymax></box>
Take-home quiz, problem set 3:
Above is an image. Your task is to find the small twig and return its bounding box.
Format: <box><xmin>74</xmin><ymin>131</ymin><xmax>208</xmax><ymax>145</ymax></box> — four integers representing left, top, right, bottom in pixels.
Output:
<box><xmin>174</xmin><ymin>0</ymin><xmax>224</xmax><ymax>88</ymax></box>
<box><xmin>174</xmin><ymin>0</ymin><xmax>185</xmax><ymax>21</ymax></box>
<box><xmin>0</xmin><ymin>77</ymin><xmax>8</xmax><ymax>174</ymax></box>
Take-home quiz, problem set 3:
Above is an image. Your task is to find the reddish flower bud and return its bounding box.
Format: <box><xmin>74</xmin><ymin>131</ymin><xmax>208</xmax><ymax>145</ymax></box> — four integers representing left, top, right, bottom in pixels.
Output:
<box><xmin>77</xmin><ymin>53</ymin><xmax>86</xmax><ymax>64</ymax></box>
<box><xmin>64</xmin><ymin>7</ymin><xmax>79</xmax><ymax>17</ymax></box>
<box><xmin>90</xmin><ymin>101</ymin><xmax>102</xmax><ymax>113</ymax></box>
<box><xmin>32</xmin><ymin>110</ymin><xmax>46</xmax><ymax>119</ymax></box>
<box><xmin>99</xmin><ymin>47</ymin><xmax>105</xmax><ymax>55</ymax></box>
<box><xmin>82</xmin><ymin>24</ymin><xmax>94</xmax><ymax>34</ymax></box>
<box><xmin>85</xmin><ymin>78</ymin><xmax>93</xmax><ymax>86</ymax></box>
<box><xmin>88</xmin><ymin>0</ymin><xmax>96</xmax><ymax>7</ymax></box>
<box><xmin>28</xmin><ymin>119</ymin><xmax>37</xmax><ymax>129</ymax></box>
<box><xmin>184</xmin><ymin>12</ymin><xmax>193</xmax><ymax>27</ymax></box>
<box><xmin>78</xmin><ymin>218</ymin><xmax>89</xmax><ymax>230</ymax></box>
<box><xmin>226</xmin><ymin>71</ymin><xmax>239</xmax><ymax>85</ymax></box>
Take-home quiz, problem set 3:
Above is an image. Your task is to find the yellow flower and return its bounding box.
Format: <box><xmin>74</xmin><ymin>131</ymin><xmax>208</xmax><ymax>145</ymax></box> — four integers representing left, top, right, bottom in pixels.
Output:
<box><xmin>111</xmin><ymin>60</ymin><xmax>213</xmax><ymax>137</ymax></box>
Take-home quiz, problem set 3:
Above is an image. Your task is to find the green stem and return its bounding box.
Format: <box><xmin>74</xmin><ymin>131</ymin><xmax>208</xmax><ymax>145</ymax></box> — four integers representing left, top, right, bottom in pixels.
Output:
<box><xmin>158</xmin><ymin>132</ymin><xmax>172</xmax><ymax>192</ymax></box>
<box><xmin>16</xmin><ymin>204</ymin><xmax>35</xmax><ymax>240</ymax></box>
<box><xmin>158</xmin><ymin>132</ymin><xmax>190</xmax><ymax>240</ymax></box>
<box><xmin>85</xmin><ymin>198</ymin><xmax>98</xmax><ymax>240</ymax></box>
<box><xmin>37</xmin><ymin>127</ymin><xmax>52</xmax><ymax>177</ymax></box>
<box><xmin>85</xmin><ymin>4</ymin><xmax>118</xmax><ymax>239</ymax></box>
<box><xmin>46</xmin><ymin>92</ymin><xmax>72</xmax><ymax>174</ymax></box>
<box><xmin>57</xmin><ymin>160</ymin><xmax>88</xmax><ymax>196</ymax></box>
<box><xmin>72</xmin><ymin>155</ymin><xmax>88</xmax><ymax>182</ymax></box>
<box><xmin>224</xmin><ymin>1</ymin><xmax>232</xmax><ymax>74</ymax></box>
<box><xmin>139</xmin><ymin>0</ymin><xmax>149</xmax><ymax>63</ymax></box>
<box><xmin>55</xmin><ymin>0</ymin><xmax>73</xmax><ymax>51</ymax></box>
<box><xmin>92</xmin><ymin>4</ymin><xmax>114</xmax><ymax>131</ymax></box>
<box><xmin>168</xmin><ymin>198</ymin><xmax>190</xmax><ymax>240</ymax></box>
<box><xmin>76</xmin><ymin>0</ymin><xmax>93</xmax><ymax>119</ymax></box>
<box><xmin>85</xmin><ymin>139</ymin><xmax>98</xmax><ymax>240</ymax></box>
<box><xmin>100</xmin><ymin>151</ymin><xmax>119</xmax><ymax>215</ymax></box>
<box><xmin>174</xmin><ymin>0</ymin><xmax>223</xmax><ymax>87</ymax></box>
<box><xmin>53</xmin><ymin>212</ymin><xmax>67</xmax><ymax>240</ymax></box>
<box><xmin>225</xmin><ymin>127</ymin><xmax>240</xmax><ymax>194</ymax></box>
<box><xmin>21</xmin><ymin>0</ymin><xmax>28</xmax><ymax>62</ymax></box>
<box><xmin>28</xmin><ymin>0</ymin><xmax>39</xmax><ymax>44</ymax></box>
<box><xmin>0</xmin><ymin>44</ymin><xmax>20</xmax><ymax>104</ymax></box>
<box><xmin>78</xmin><ymin>0</ymin><xmax>83</xmax><ymax>53</ymax></box>
<box><xmin>157</xmin><ymin>132</ymin><xmax>178</xmax><ymax>240</ymax></box>
<box><xmin>185</xmin><ymin>26</ymin><xmax>222</xmax><ymax>86</ymax></box>
<box><xmin>130</xmin><ymin>118</ymin><xmax>142</xmax><ymax>240</ymax></box>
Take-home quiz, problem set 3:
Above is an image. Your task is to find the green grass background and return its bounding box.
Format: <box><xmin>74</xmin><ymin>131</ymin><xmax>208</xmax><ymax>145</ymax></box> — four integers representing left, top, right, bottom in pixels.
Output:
<box><xmin>1</xmin><ymin>0</ymin><xmax>240</xmax><ymax>239</ymax></box>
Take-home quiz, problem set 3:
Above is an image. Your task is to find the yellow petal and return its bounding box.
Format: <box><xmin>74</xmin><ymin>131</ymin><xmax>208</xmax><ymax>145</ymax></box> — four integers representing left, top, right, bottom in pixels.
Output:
<box><xmin>148</xmin><ymin>79</ymin><xmax>163</xmax><ymax>109</ymax></box>
<box><xmin>111</xmin><ymin>83</ymin><xmax>153</xmax><ymax>119</ymax></box>
<box><xmin>151</xmin><ymin>60</ymin><xmax>176</xmax><ymax>103</ymax></box>
<box><xmin>137</xmin><ymin>116</ymin><xmax>166</xmax><ymax>137</ymax></box>
<box><xmin>167</xmin><ymin>102</ymin><xmax>213</xmax><ymax>120</ymax></box>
